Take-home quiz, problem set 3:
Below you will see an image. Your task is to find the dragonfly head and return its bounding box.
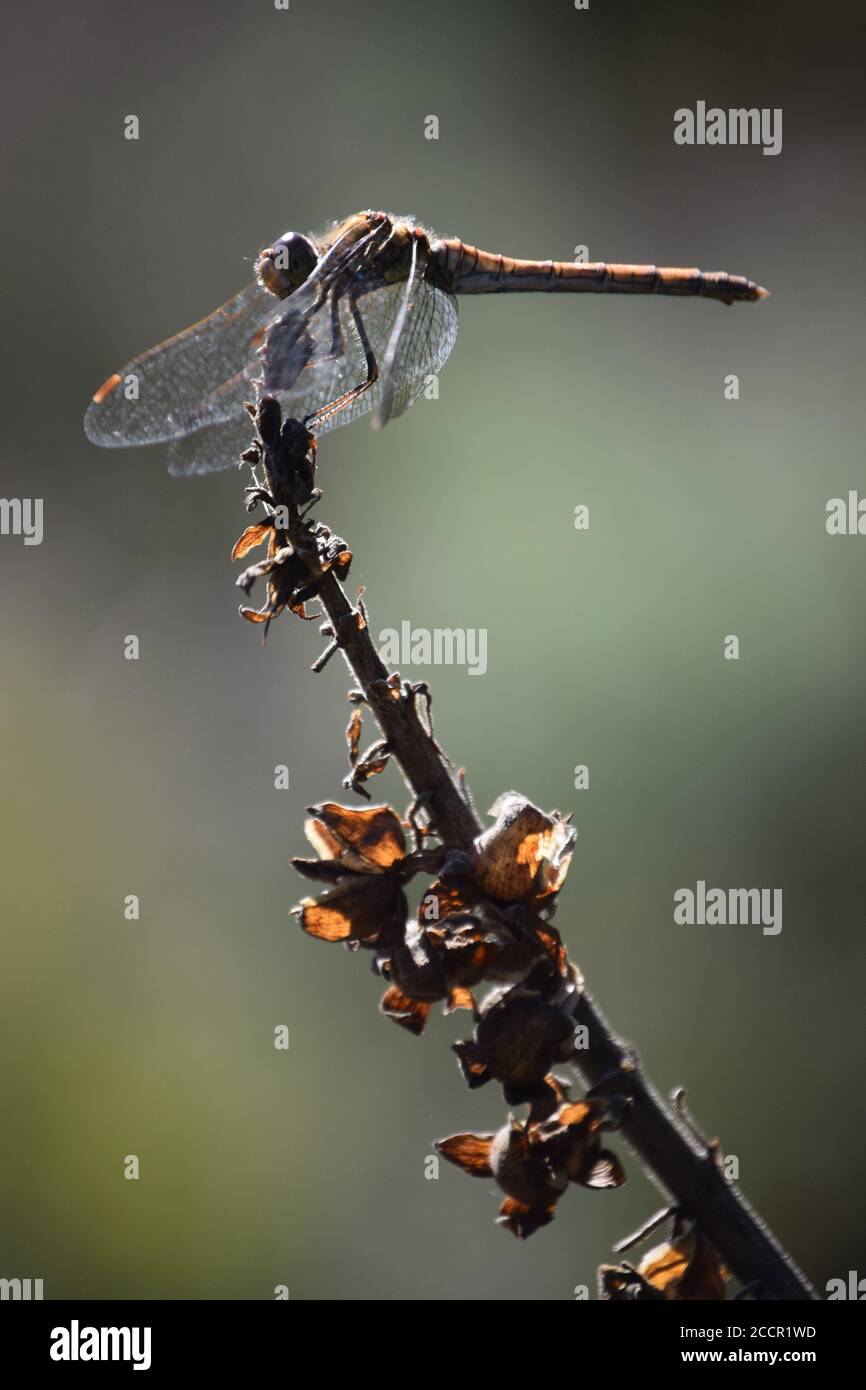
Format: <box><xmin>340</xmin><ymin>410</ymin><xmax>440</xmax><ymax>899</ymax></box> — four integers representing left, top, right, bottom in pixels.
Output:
<box><xmin>256</xmin><ymin>232</ymin><xmax>319</xmax><ymax>298</ymax></box>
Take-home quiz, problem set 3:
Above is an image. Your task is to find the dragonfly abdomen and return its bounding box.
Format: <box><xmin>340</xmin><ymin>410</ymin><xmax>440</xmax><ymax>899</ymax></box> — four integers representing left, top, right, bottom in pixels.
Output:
<box><xmin>433</xmin><ymin>240</ymin><xmax>767</xmax><ymax>305</ymax></box>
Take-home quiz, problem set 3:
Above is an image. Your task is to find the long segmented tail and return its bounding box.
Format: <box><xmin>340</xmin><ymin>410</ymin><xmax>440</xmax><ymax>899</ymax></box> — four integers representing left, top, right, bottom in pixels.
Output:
<box><xmin>433</xmin><ymin>239</ymin><xmax>767</xmax><ymax>305</ymax></box>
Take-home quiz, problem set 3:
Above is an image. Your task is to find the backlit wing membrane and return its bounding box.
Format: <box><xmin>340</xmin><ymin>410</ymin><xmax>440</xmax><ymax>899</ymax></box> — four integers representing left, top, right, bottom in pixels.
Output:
<box><xmin>166</xmin><ymin>414</ymin><xmax>258</xmax><ymax>478</ymax></box>
<box><xmin>84</xmin><ymin>281</ymin><xmax>281</xmax><ymax>449</ymax></box>
<box><xmin>374</xmin><ymin>275</ymin><xmax>458</xmax><ymax>428</ymax></box>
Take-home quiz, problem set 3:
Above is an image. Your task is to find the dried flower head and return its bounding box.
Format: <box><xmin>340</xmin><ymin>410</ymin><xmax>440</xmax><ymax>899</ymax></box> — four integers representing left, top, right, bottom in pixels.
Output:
<box><xmin>234</xmin><ymin>522</ymin><xmax>351</xmax><ymax>631</ymax></box>
<box><xmin>452</xmin><ymin>984</ymin><xmax>578</xmax><ymax>1101</ymax></box>
<box><xmin>291</xmin><ymin>802</ymin><xmax>409</xmax><ymax>948</ymax></box>
<box><xmin>438</xmin><ymin>1095</ymin><xmax>625</xmax><ymax>1238</ymax></box>
<box><xmin>379</xmin><ymin>915</ymin><xmax>492</xmax><ymax>1035</ymax></box>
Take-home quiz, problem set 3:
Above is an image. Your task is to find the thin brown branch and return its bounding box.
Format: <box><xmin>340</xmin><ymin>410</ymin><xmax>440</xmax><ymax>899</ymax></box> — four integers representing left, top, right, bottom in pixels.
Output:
<box><xmin>249</xmin><ymin>404</ymin><xmax>817</xmax><ymax>1302</ymax></box>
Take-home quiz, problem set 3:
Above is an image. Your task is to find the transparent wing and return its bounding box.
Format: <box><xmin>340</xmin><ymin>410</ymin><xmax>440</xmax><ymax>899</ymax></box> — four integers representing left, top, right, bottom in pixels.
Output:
<box><xmin>372</xmin><ymin>236</ymin><xmax>421</xmax><ymax>428</ymax></box>
<box><xmin>84</xmin><ymin>280</ymin><xmax>281</xmax><ymax>448</ymax></box>
<box><xmin>374</xmin><ymin>274</ymin><xmax>458</xmax><ymax>428</ymax></box>
<box><xmin>162</xmin><ymin>263</ymin><xmax>361</xmax><ymax>469</ymax></box>
<box><xmin>261</xmin><ymin>273</ymin><xmax>459</xmax><ymax>435</ymax></box>
<box><xmin>166</xmin><ymin>413</ymin><xmax>257</xmax><ymax>478</ymax></box>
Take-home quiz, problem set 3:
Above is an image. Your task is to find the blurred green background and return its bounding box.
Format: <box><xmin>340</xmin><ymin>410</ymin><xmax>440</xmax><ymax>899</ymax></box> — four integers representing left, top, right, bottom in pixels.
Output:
<box><xmin>1</xmin><ymin>0</ymin><xmax>864</xmax><ymax>1299</ymax></box>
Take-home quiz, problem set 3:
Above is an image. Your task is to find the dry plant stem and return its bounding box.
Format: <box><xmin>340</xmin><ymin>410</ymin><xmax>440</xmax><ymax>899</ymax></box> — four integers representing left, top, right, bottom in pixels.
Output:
<box><xmin>274</xmin><ymin>468</ymin><xmax>816</xmax><ymax>1301</ymax></box>
<box><xmin>315</xmin><ymin>569</ymin><xmax>479</xmax><ymax>848</ymax></box>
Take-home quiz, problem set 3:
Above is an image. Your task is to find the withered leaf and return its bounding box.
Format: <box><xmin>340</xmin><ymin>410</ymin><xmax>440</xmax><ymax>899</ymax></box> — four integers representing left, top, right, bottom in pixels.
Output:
<box><xmin>346</xmin><ymin>707</ymin><xmax>362</xmax><ymax>768</ymax></box>
<box><xmin>231</xmin><ymin>521</ymin><xmax>274</xmax><ymax>561</ymax></box>
<box><xmin>352</xmin><ymin>749</ymin><xmax>390</xmax><ymax>784</ymax></box>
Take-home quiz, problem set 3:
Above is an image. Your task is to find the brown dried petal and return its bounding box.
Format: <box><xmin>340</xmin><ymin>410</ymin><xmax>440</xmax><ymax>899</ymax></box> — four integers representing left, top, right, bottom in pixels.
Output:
<box><xmin>445</xmin><ymin>986</ymin><xmax>476</xmax><ymax>1014</ymax></box>
<box><xmin>638</xmin><ymin>1225</ymin><xmax>727</xmax><ymax>1301</ymax></box>
<box><xmin>581</xmin><ymin>1151</ymin><xmax>627</xmax><ymax>1190</ymax></box>
<box><xmin>436</xmin><ymin>1132</ymin><xmax>495</xmax><ymax>1178</ymax></box>
<box><xmin>380</xmin><ymin>985</ymin><xmax>431</xmax><ymax>1036</ymax></box>
<box><xmin>533</xmin><ymin>922</ymin><xmax>570</xmax><ymax>977</ymax></box>
<box><xmin>290</xmin><ymin>856</ymin><xmax>361</xmax><ymax>885</ymax></box>
<box><xmin>306</xmin><ymin>802</ymin><xmax>406</xmax><ymax>870</ymax></box>
<box><xmin>527</xmin><ymin>1074</ymin><xmax>572</xmax><ymax>1124</ymax></box>
<box><xmin>533</xmin><ymin>1099</ymin><xmax>627</xmax><ymax>1190</ymax></box>
<box><xmin>296</xmin><ymin>874</ymin><xmax>404</xmax><ymax>944</ymax></box>
<box><xmin>496</xmin><ymin>1196</ymin><xmax>557</xmax><ymax>1240</ymax></box>
<box><xmin>332</xmin><ymin>548</ymin><xmax>352</xmax><ymax>579</ymax></box>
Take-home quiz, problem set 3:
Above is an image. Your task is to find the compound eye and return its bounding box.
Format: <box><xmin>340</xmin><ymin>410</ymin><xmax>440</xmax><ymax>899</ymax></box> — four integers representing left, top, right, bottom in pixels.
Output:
<box><xmin>274</xmin><ymin>232</ymin><xmax>318</xmax><ymax>279</ymax></box>
<box><xmin>257</xmin><ymin>232</ymin><xmax>318</xmax><ymax>297</ymax></box>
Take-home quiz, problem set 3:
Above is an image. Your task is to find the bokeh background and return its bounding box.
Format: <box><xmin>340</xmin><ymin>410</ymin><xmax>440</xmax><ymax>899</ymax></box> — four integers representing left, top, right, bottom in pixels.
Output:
<box><xmin>2</xmin><ymin>0</ymin><xmax>864</xmax><ymax>1299</ymax></box>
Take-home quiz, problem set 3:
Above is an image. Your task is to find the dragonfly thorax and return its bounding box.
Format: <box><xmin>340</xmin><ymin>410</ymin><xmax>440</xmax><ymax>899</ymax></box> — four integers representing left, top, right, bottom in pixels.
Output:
<box><xmin>256</xmin><ymin>231</ymin><xmax>319</xmax><ymax>299</ymax></box>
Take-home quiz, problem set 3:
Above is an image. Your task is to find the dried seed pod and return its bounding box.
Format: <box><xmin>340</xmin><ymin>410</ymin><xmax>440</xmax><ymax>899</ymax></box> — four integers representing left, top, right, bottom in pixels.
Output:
<box><xmin>380</xmin><ymin>917</ymin><xmax>500</xmax><ymax>1034</ymax></box>
<box><xmin>438</xmin><ymin>1096</ymin><xmax>626</xmax><ymax>1239</ymax></box>
<box><xmin>453</xmin><ymin>987</ymin><xmax>576</xmax><ymax>1092</ymax></box>
<box><xmin>385</xmin><ymin>920</ymin><xmax>451</xmax><ymax>1003</ymax></box>
<box><xmin>600</xmin><ymin>1219</ymin><xmax>727</xmax><ymax>1300</ymax></box>
<box><xmin>490</xmin><ymin>1117</ymin><xmax>568</xmax><ymax>1206</ymax></box>
<box><xmin>435</xmin><ymin>1124</ymin><xmax>555</xmax><ymax>1237</ymax></box>
<box><xmin>473</xmin><ymin>793</ymin><xmax>575</xmax><ymax>904</ymax></box>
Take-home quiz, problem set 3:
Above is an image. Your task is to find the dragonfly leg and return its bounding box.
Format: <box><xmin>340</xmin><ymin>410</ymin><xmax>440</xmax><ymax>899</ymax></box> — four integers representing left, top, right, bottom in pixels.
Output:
<box><xmin>325</xmin><ymin>225</ymin><xmax>396</xmax><ymax>361</ymax></box>
<box><xmin>306</xmin><ymin>293</ymin><xmax>379</xmax><ymax>430</ymax></box>
<box><xmin>327</xmin><ymin>290</ymin><xmax>343</xmax><ymax>357</ymax></box>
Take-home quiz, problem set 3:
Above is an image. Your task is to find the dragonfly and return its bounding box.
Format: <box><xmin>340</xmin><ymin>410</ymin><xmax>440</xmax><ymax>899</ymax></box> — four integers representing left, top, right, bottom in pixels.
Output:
<box><xmin>84</xmin><ymin>209</ymin><xmax>767</xmax><ymax>476</ymax></box>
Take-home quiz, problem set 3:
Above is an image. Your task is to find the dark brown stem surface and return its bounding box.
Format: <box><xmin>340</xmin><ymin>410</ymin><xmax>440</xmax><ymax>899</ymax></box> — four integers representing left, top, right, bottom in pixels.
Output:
<box><xmin>271</xmin><ymin>448</ymin><xmax>816</xmax><ymax>1302</ymax></box>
